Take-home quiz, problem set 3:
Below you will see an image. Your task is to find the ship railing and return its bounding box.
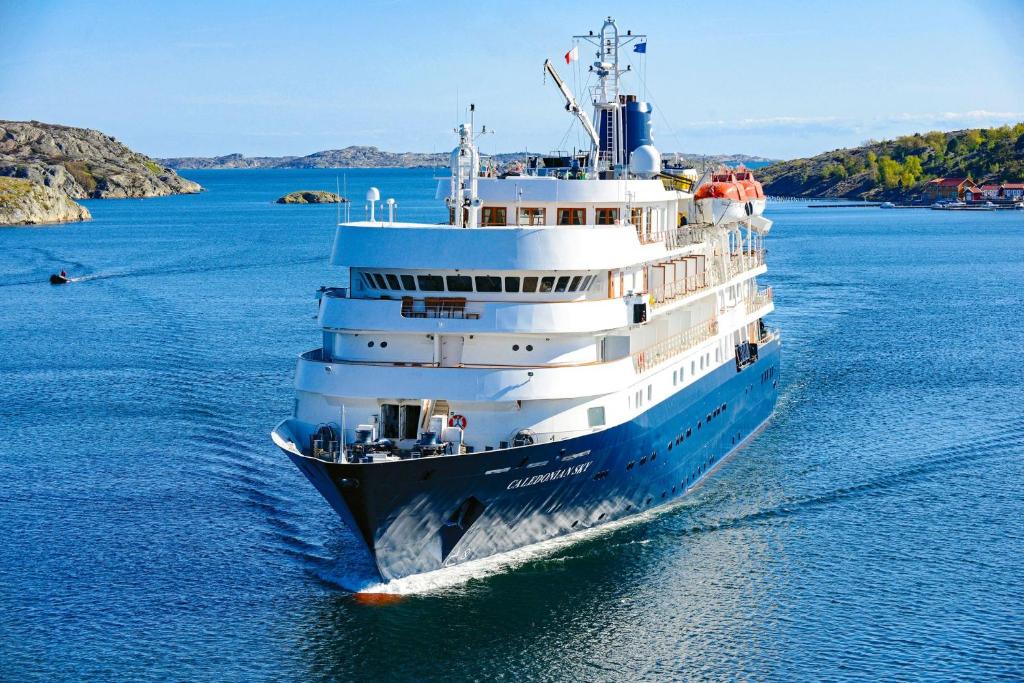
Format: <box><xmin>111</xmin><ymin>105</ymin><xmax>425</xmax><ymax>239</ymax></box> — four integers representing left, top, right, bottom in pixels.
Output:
<box><xmin>746</xmin><ymin>287</ymin><xmax>774</xmax><ymax>314</ymax></box>
<box><xmin>400</xmin><ymin>296</ymin><xmax>481</xmax><ymax>320</ymax></box>
<box><xmin>636</xmin><ymin>224</ymin><xmax>709</xmax><ymax>248</ymax></box>
<box><xmin>648</xmin><ymin>274</ymin><xmax>709</xmax><ymax>309</ymax></box>
<box><xmin>725</xmin><ymin>249</ymin><xmax>765</xmax><ymax>279</ymax></box>
<box><xmin>632</xmin><ymin>319</ymin><xmax>718</xmax><ymax>374</ymax></box>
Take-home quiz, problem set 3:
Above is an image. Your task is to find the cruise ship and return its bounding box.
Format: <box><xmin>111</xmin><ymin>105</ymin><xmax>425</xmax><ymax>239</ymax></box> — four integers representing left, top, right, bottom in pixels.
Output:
<box><xmin>272</xmin><ymin>17</ymin><xmax>780</xmax><ymax>582</ymax></box>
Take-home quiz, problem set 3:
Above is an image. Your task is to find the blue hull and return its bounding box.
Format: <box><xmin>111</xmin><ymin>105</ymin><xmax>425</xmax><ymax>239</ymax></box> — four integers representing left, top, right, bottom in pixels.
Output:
<box><xmin>285</xmin><ymin>337</ymin><xmax>781</xmax><ymax>581</ymax></box>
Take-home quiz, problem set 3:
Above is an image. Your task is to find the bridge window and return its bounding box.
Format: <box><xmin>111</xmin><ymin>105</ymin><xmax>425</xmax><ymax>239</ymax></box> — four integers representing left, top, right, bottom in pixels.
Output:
<box><xmin>475</xmin><ymin>275</ymin><xmax>502</xmax><ymax>292</ymax></box>
<box><xmin>386</xmin><ymin>274</ymin><xmax>401</xmax><ymax>289</ymax></box>
<box><xmin>555</xmin><ymin>276</ymin><xmax>570</xmax><ymax>292</ymax></box>
<box><xmin>417</xmin><ymin>275</ymin><xmax>444</xmax><ymax>291</ymax></box>
<box><xmin>539</xmin><ymin>276</ymin><xmax>556</xmax><ymax>293</ymax></box>
<box><xmin>481</xmin><ymin>206</ymin><xmax>507</xmax><ymax>226</ymax></box>
<box><xmin>569</xmin><ymin>275</ymin><xmax>582</xmax><ymax>291</ymax></box>
<box><xmin>596</xmin><ymin>208</ymin><xmax>619</xmax><ymax>225</ymax></box>
<box><xmin>557</xmin><ymin>208</ymin><xmax>585</xmax><ymax>225</ymax></box>
<box><xmin>504</xmin><ymin>276</ymin><xmax>521</xmax><ymax>292</ymax></box>
<box><xmin>518</xmin><ymin>207</ymin><xmax>545</xmax><ymax>226</ymax></box>
<box><xmin>446</xmin><ymin>275</ymin><xmax>473</xmax><ymax>292</ymax></box>
<box><xmin>522</xmin><ymin>276</ymin><xmax>539</xmax><ymax>292</ymax></box>
<box><xmin>400</xmin><ymin>274</ymin><xmax>416</xmax><ymax>290</ymax></box>
<box><xmin>372</xmin><ymin>273</ymin><xmax>389</xmax><ymax>289</ymax></box>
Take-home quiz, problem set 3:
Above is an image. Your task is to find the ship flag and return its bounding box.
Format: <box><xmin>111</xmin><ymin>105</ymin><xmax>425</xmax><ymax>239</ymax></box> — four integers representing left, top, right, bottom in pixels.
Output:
<box><xmin>634</xmin><ymin>42</ymin><xmax>647</xmax><ymax>53</ymax></box>
<box><xmin>564</xmin><ymin>45</ymin><xmax>579</xmax><ymax>64</ymax></box>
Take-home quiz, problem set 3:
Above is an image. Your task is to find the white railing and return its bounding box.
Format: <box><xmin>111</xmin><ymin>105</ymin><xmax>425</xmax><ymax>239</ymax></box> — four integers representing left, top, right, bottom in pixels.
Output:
<box><xmin>637</xmin><ymin>224</ymin><xmax>709</xmax><ymax>248</ymax></box>
<box><xmin>649</xmin><ymin>274</ymin><xmax>709</xmax><ymax>309</ymax></box>
<box><xmin>726</xmin><ymin>250</ymin><xmax>765</xmax><ymax>279</ymax></box>
<box><xmin>632</xmin><ymin>319</ymin><xmax>718</xmax><ymax>374</ymax></box>
<box><xmin>746</xmin><ymin>287</ymin><xmax>774</xmax><ymax>314</ymax></box>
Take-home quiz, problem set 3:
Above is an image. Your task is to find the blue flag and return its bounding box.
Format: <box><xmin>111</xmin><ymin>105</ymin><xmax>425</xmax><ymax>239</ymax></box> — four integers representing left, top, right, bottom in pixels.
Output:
<box><xmin>634</xmin><ymin>42</ymin><xmax>647</xmax><ymax>54</ymax></box>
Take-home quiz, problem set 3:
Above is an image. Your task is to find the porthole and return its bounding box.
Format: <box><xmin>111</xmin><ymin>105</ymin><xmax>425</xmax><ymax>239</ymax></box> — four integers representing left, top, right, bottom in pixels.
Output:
<box><xmin>698</xmin><ymin>421</ymin><xmax>702</xmax><ymax>429</ymax></box>
<box><xmin>571</xmin><ymin>520</ymin><xmax>579</xmax><ymax>528</ymax></box>
<box><xmin>380</xmin><ymin>341</ymin><xmax>388</xmax><ymax>348</ymax></box>
<box><xmin>598</xmin><ymin>513</ymin><xmax>607</xmax><ymax>521</ymax></box>
<box><xmin>686</xmin><ymin>428</ymin><xmax>692</xmax><ymax>437</ymax></box>
<box><xmin>651</xmin><ymin>453</ymin><xmax>657</xmax><ymax>461</ymax></box>
<box><xmin>639</xmin><ymin>456</ymin><xmax>647</xmax><ymax>465</ymax></box>
<box><xmin>525</xmin><ymin>345</ymin><xmax>533</xmax><ymax>352</ymax></box>
<box><xmin>367</xmin><ymin>341</ymin><xmax>375</xmax><ymax>347</ymax></box>
<box><xmin>626</xmin><ymin>461</ymin><xmax>635</xmax><ymax>470</ymax></box>
<box><xmin>512</xmin><ymin>344</ymin><xmax>520</xmax><ymax>351</ymax></box>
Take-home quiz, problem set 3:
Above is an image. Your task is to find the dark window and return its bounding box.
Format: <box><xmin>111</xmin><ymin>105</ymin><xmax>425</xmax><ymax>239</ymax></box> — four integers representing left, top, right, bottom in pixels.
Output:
<box><xmin>596</xmin><ymin>207</ymin><xmax>619</xmax><ymax>225</ymax></box>
<box><xmin>380</xmin><ymin>404</ymin><xmax>399</xmax><ymax>439</ymax></box>
<box><xmin>400</xmin><ymin>274</ymin><xmax>416</xmax><ymax>290</ymax></box>
<box><xmin>446</xmin><ymin>275</ymin><xmax>473</xmax><ymax>292</ymax></box>
<box><xmin>372</xmin><ymin>273</ymin><xmax>389</xmax><ymax>289</ymax></box>
<box><xmin>417</xmin><ymin>275</ymin><xmax>444</xmax><ymax>291</ymax></box>
<box><xmin>360</xmin><ymin>273</ymin><xmax>374</xmax><ymax>288</ymax></box>
<box><xmin>512</xmin><ymin>344</ymin><xmax>520</xmax><ymax>351</ymax></box>
<box><xmin>401</xmin><ymin>405</ymin><xmax>421</xmax><ymax>439</ymax></box>
<box><xmin>475</xmin><ymin>276</ymin><xmax>502</xmax><ymax>292</ymax></box>
<box><xmin>686</xmin><ymin>428</ymin><xmax>692</xmax><ymax>437</ymax></box>
<box><xmin>504</xmin><ymin>277</ymin><xmax>521</xmax><ymax>293</ymax></box>
<box><xmin>525</xmin><ymin>344</ymin><xmax>533</xmax><ymax>352</ymax></box>
<box><xmin>593</xmin><ymin>470</ymin><xmax>609</xmax><ymax>481</ymax></box>
<box><xmin>639</xmin><ymin>456</ymin><xmax>647</xmax><ymax>465</ymax></box>
<box><xmin>380</xmin><ymin>341</ymin><xmax>388</xmax><ymax>348</ymax></box>
<box><xmin>557</xmin><ymin>208</ymin><xmax>585</xmax><ymax>225</ymax></box>
<box><xmin>569</xmin><ymin>275</ymin><xmax>582</xmax><ymax>291</ymax></box>
<box><xmin>481</xmin><ymin>206</ymin><xmax>507</xmax><ymax>226</ymax></box>
<box><xmin>626</xmin><ymin>461</ymin><xmax>635</xmax><ymax>470</ymax></box>
<box><xmin>385</xmin><ymin>274</ymin><xmax>401</xmax><ymax>290</ymax></box>
<box><xmin>698</xmin><ymin>421</ymin><xmax>702</xmax><ymax>429</ymax></box>
<box><xmin>581</xmin><ymin>275</ymin><xmax>594</xmax><ymax>291</ymax></box>
<box><xmin>539</xmin><ymin>276</ymin><xmax>555</xmax><ymax>293</ymax></box>
<box><xmin>555</xmin><ymin>276</ymin><xmax>570</xmax><ymax>292</ymax></box>
<box><xmin>522</xmin><ymin>276</ymin><xmax>539</xmax><ymax>292</ymax></box>
<box><xmin>367</xmin><ymin>341</ymin><xmax>374</xmax><ymax>347</ymax></box>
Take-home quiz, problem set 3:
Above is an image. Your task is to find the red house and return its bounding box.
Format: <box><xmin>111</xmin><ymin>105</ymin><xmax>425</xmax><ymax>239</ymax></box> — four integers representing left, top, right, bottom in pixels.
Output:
<box><xmin>924</xmin><ymin>177</ymin><xmax>978</xmax><ymax>202</ymax></box>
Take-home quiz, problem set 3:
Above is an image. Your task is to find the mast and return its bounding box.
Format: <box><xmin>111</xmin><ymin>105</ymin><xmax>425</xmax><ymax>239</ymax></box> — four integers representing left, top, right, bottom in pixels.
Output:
<box><xmin>574</xmin><ymin>17</ymin><xmax>645</xmax><ymax>178</ymax></box>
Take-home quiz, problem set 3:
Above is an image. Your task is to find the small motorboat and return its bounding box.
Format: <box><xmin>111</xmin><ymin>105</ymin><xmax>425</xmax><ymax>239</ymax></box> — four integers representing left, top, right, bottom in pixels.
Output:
<box><xmin>49</xmin><ymin>272</ymin><xmax>70</xmax><ymax>285</ymax></box>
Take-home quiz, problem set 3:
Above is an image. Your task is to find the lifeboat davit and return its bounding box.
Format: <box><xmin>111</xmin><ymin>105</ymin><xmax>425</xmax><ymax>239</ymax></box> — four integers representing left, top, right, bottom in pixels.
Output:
<box><xmin>694</xmin><ymin>167</ymin><xmax>765</xmax><ymax>225</ymax></box>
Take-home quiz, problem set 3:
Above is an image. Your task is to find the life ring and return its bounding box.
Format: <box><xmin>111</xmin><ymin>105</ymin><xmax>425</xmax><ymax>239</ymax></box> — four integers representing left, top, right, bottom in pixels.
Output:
<box><xmin>448</xmin><ymin>414</ymin><xmax>467</xmax><ymax>429</ymax></box>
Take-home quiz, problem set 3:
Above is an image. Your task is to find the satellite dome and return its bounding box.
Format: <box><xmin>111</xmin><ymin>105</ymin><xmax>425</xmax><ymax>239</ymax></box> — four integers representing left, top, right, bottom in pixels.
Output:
<box><xmin>629</xmin><ymin>144</ymin><xmax>661</xmax><ymax>179</ymax></box>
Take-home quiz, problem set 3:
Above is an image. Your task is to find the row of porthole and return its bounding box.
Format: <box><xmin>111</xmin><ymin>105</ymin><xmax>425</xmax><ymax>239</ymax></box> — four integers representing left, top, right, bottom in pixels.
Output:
<box><xmin>625</xmin><ymin>451</ymin><xmax>658</xmax><ymax>471</ymax></box>
<box><xmin>667</xmin><ymin>402</ymin><xmax>727</xmax><ymax>451</ymax></box>
<box><xmin>366</xmin><ymin>340</ymin><xmax>389</xmax><ymax>348</ymax></box>
<box><xmin>761</xmin><ymin>365</ymin><xmax>776</xmax><ymax>383</ymax></box>
<box><xmin>511</xmin><ymin>344</ymin><xmax>534</xmax><ymax>352</ymax></box>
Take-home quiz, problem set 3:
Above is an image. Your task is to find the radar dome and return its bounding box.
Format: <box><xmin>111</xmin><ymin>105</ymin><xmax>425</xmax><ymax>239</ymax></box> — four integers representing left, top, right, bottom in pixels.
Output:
<box><xmin>629</xmin><ymin>145</ymin><xmax>661</xmax><ymax>179</ymax></box>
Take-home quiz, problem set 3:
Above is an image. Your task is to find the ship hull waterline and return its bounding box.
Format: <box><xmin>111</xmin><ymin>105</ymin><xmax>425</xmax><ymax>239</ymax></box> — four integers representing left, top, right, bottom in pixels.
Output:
<box><xmin>276</xmin><ymin>338</ymin><xmax>780</xmax><ymax>583</ymax></box>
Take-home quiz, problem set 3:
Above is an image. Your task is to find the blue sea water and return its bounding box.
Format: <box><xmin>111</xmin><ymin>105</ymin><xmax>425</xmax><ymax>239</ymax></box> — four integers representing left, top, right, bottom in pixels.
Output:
<box><xmin>1</xmin><ymin>169</ymin><xmax>1022</xmax><ymax>681</ymax></box>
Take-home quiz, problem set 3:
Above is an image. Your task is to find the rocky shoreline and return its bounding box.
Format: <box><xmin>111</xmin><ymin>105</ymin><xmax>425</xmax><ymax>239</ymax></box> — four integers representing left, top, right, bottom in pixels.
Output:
<box><xmin>0</xmin><ymin>120</ymin><xmax>202</xmax><ymax>226</ymax></box>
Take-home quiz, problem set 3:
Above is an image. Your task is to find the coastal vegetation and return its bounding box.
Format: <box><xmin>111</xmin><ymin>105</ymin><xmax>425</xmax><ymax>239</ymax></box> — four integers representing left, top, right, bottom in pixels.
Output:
<box><xmin>756</xmin><ymin>123</ymin><xmax>1024</xmax><ymax>200</ymax></box>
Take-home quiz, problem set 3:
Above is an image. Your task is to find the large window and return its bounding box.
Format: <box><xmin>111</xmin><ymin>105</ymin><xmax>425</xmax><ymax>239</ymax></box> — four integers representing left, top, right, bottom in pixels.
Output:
<box><xmin>539</xmin><ymin>276</ymin><xmax>556</xmax><ymax>293</ymax></box>
<box><xmin>481</xmin><ymin>206</ymin><xmax>507</xmax><ymax>226</ymax></box>
<box><xmin>400</xmin><ymin>274</ymin><xmax>416</xmax><ymax>290</ymax></box>
<box><xmin>518</xmin><ymin>207</ymin><xmax>545</xmax><ymax>226</ymax></box>
<box><xmin>504</xmin><ymin>276</ymin><xmax>521</xmax><ymax>292</ymax></box>
<box><xmin>596</xmin><ymin>208</ymin><xmax>619</xmax><ymax>225</ymax></box>
<box><xmin>417</xmin><ymin>274</ymin><xmax>444</xmax><ymax>291</ymax></box>
<box><xmin>372</xmin><ymin>273</ymin><xmax>389</xmax><ymax>289</ymax></box>
<box><xmin>385</xmin><ymin>274</ymin><xmax>401</xmax><ymax>289</ymax></box>
<box><xmin>555</xmin><ymin>276</ymin><xmax>570</xmax><ymax>293</ymax></box>
<box><xmin>446</xmin><ymin>275</ymin><xmax>473</xmax><ymax>292</ymax></box>
<box><xmin>522</xmin><ymin>276</ymin><xmax>539</xmax><ymax>293</ymax></box>
<box><xmin>475</xmin><ymin>276</ymin><xmax>502</xmax><ymax>293</ymax></box>
<box><xmin>557</xmin><ymin>208</ymin><xmax>586</xmax><ymax>225</ymax></box>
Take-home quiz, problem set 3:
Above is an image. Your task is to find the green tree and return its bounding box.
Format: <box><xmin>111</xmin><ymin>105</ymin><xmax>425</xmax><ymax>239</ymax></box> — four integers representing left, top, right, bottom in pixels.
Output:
<box><xmin>963</xmin><ymin>129</ymin><xmax>983</xmax><ymax>152</ymax></box>
<box><xmin>878</xmin><ymin>156</ymin><xmax>903</xmax><ymax>189</ymax></box>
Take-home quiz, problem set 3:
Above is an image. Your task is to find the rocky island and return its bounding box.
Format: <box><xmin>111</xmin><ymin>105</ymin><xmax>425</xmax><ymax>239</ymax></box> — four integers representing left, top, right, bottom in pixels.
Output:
<box><xmin>0</xmin><ymin>120</ymin><xmax>203</xmax><ymax>226</ymax></box>
<box><xmin>276</xmin><ymin>190</ymin><xmax>346</xmax><ymax>204</ymax></box>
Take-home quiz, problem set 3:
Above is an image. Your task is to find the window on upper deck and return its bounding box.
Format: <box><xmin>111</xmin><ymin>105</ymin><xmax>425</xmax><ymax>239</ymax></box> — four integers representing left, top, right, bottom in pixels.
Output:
<box><xmin>630</xmin><ymin>207</ymin><xmax>643</xmax><ymax>226</ymax></box>
<box><xmin>504</xmin><ymin>277</ymin><xmax>521</xmax><ymax>292</ymax></box>
<box><xmin>372</xmin><ymin>273</ymin><xmax>389</xmax><ymax>289</ymax></box>
<box><xmin>475</xmin><ymin>276</ymin><xmax>502</xmax><ymax>293</ymax></box>
<box><xmin>360</xmin><ymin>273</ymin><xmax>375</xmax><ymax>289</ymax></box>
<box><xmin>481</xmin><ymin>206</ymin><xmax>507</xmax><ymax>226</ymax></box>
<box><xmin>557</xmin><ymin>208</ymin><xmax>585</xmax><ymax>225</ymax></box>
<box><xmin>522</xmin><ymin>276</ymin><xmax>539</xmax><ymax>293</ymax></box>
<box><xmin>417</xmin><ymin>275</ymin><xmax>444</xmax><ymax>291</ymax></box>
<box><xmin>400</xmin><ymin>274</ymin><xmax>416</xmax><ymax>290</ymax></box>
<box><xmin>596</xmin><ymin>208</ymin><xmax>619</xmax><ymax>225</ymax></box>
<box><xmin>518</xmin><ymin>207</ymin><xmax>545</xmax><ymax>226</ymax></box>
<box><xmin>569</xmin><ymin>275</ymin><xmax>582</xmax><ymax>291</ymax></box>
<box><xmin>555</xmin><ymin>276</ymin><xmax>570</xmax><ymax>292</ymax></box>
<box><xmin>385</xmin><ymin>274</ymin><xmax>401</xmax><ymax>290</ymax></box>
<box><xmin>539</xmin><ymin>276</ymin><xmax>555</xmax><ymax>293</ymax></box>
<box><xmin>446</xmin><ymin>275</ymin><xmax>473</xmax><ymax>292</ymax></box>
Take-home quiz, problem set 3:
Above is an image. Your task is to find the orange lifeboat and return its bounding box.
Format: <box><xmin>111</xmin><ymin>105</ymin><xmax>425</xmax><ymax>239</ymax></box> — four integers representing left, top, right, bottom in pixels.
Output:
<box><xmin>693</xmin><ymin>167</ymin><xmax>766</xmax><ymax>225</ymax></box>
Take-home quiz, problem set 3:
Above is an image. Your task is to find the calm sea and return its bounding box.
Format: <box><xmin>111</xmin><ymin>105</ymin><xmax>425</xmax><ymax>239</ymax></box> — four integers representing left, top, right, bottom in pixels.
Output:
<box><xmin>1</xmin><ymin>169</ymin><xmax>1022</xmax><ymax>681</ymax></box>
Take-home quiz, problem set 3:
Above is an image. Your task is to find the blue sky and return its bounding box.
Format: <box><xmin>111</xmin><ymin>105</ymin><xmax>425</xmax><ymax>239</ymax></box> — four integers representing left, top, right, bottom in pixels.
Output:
<box><xmin>2</xmin><ymin>0</ymin><xmax>1022</xmax><ymax>160</ymax></box>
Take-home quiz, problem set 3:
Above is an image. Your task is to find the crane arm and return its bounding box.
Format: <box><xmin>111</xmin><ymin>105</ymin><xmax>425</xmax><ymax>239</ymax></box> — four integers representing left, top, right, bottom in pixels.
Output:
<box><xmin>543</xmin><ymin>59</ymin><xmax>600</xmax><ymax>148</ymax></box>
